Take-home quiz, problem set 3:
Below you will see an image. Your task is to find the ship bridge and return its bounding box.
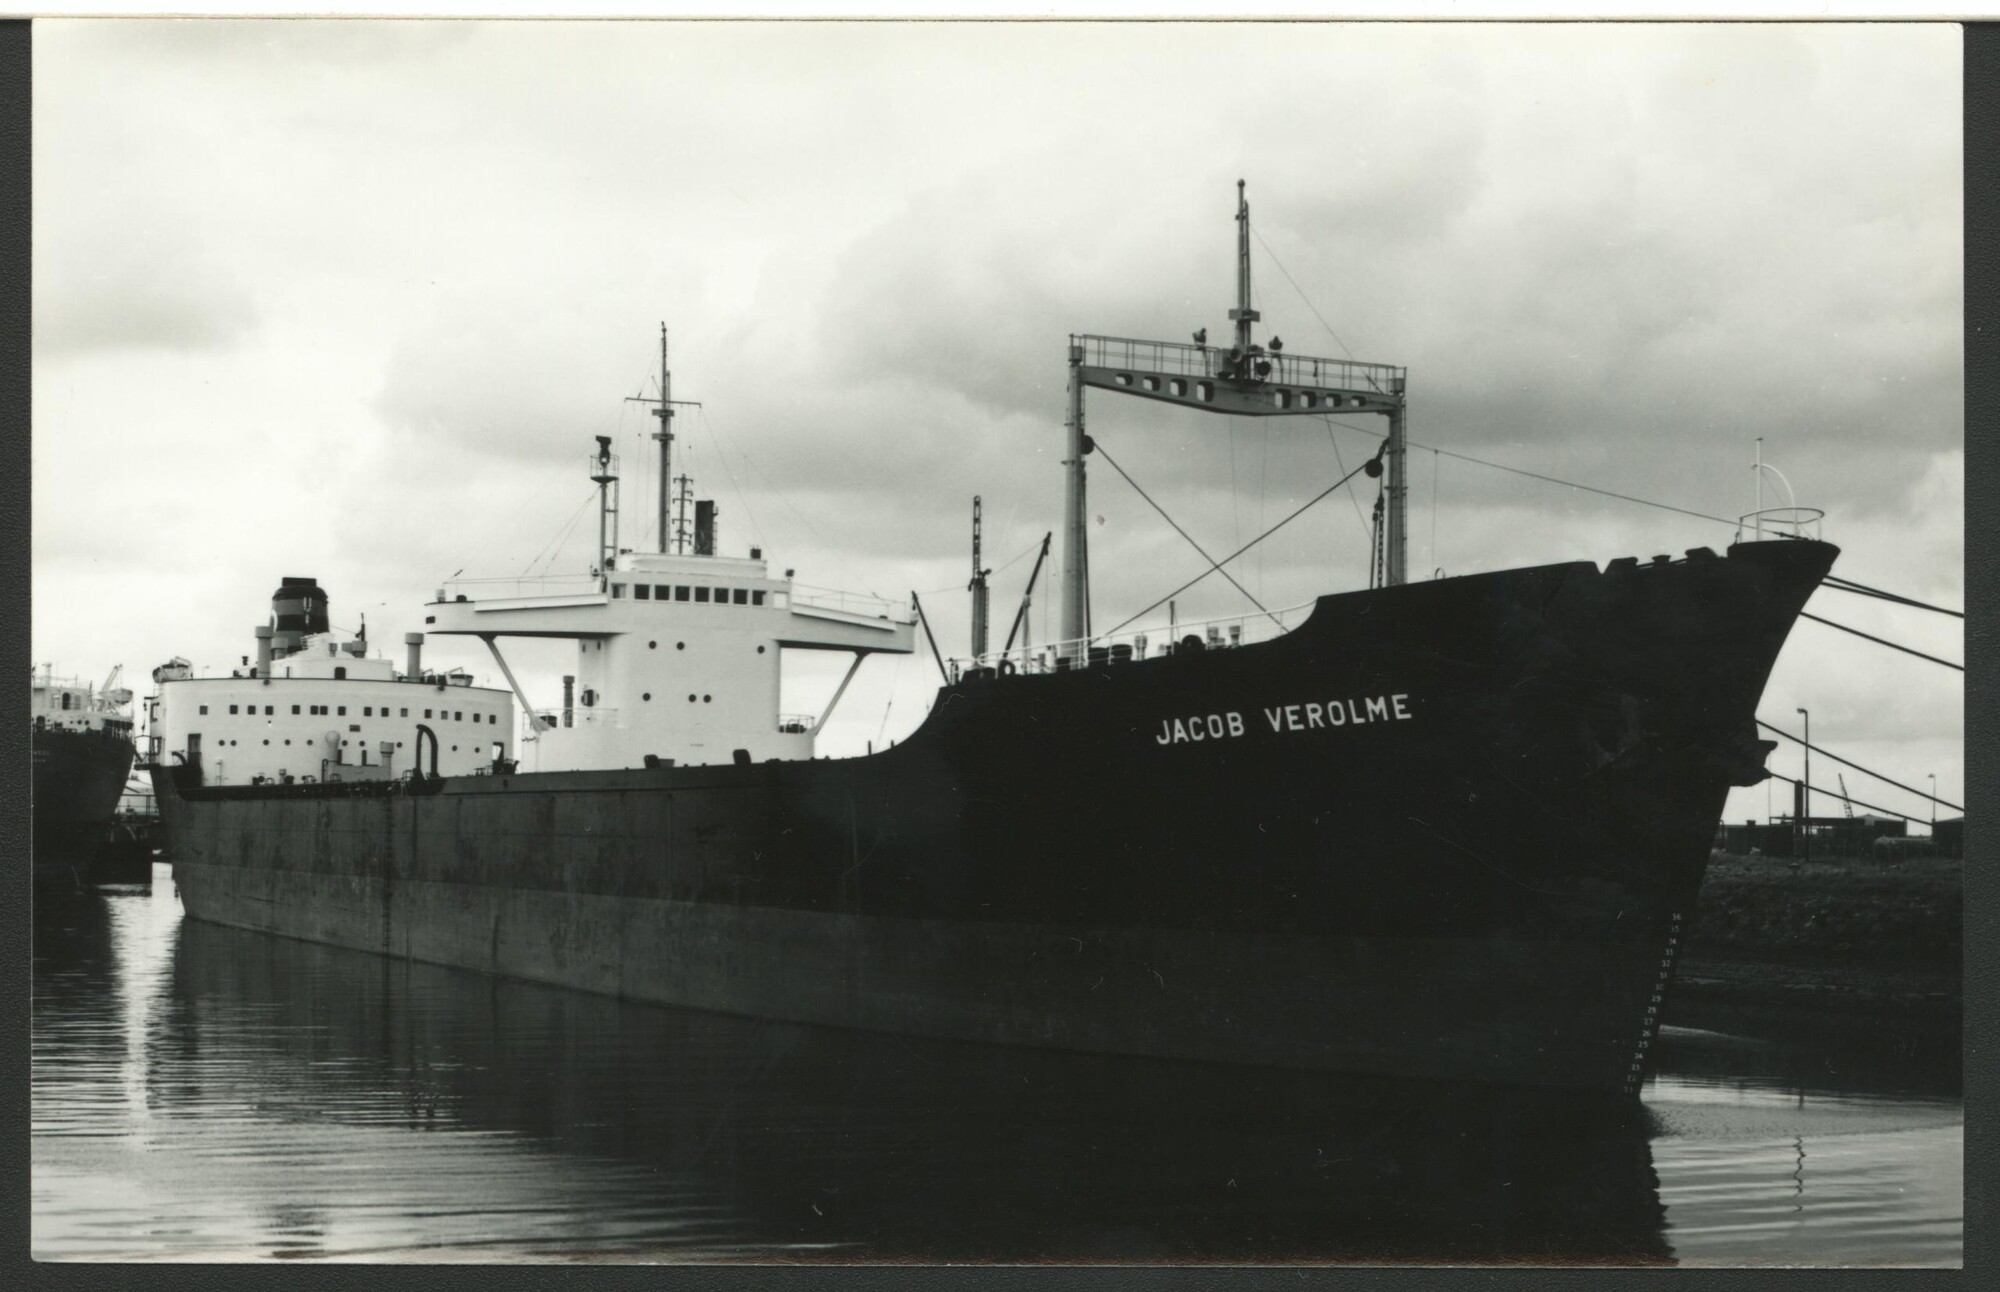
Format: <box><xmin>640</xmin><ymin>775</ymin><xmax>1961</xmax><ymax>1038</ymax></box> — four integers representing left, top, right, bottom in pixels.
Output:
<box><xmin>424</xmin><ymin>551</ymin><xmax>914</xmax><ymax>772</ymax></box>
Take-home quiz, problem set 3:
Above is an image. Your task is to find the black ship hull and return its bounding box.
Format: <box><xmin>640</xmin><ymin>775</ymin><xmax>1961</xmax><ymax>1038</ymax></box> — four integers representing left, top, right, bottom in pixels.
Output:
<box><xmin>155</xmin><ymin>539</ymin><xmax>1835</xmax><ymax>1095</ymax></box>
<box><xmin>34</xmin><ymin>724</ymin><xmax>138</xmax><ymax>884</ymax></box>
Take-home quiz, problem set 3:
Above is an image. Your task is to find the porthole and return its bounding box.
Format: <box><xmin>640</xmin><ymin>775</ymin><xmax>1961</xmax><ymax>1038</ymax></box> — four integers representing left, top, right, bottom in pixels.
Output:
<box><xmin>703</xmin><ymin>694</ymin><xmax>712</xmax><ymax>703</ymax></box>
<box><xmin>676</xmin><ymin>641</ymin><xmax>685</xmax><ymax>650</ymax></box>
<box><xmin>284</xmin><ymin>739</ymin><xmax>291</xmax><ymax>746</ymax></box>
<box><xmin>688</xmin><ymin>694</ymin><xmax>696</xmax><ymax>703</ymax></box>
<box><xmin>262</xmin><ymin>739</ymin><xmax>269</xmax><ymax>745</ymax></box>
<box><xmin>643</xmin><ymin>692</ymin><xmax>652</xmax><ymax>701</ymax></box>
<box><xmin>757</xmin><ymin>645</ymin><xmax>766</xmax><ymax>654</ymax></box>
<box><xmin>649</xmin><ymin>640</ymin><xmax>657</xmax><ymax>649</ymax></box>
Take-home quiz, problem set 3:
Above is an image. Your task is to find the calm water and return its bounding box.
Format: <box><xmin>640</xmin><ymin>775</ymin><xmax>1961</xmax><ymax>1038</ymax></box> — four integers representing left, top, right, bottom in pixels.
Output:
<box><xmin>32</xmin><ymin>867</ymin><xmax>1961</xmax><ymax>1265</ymax></box>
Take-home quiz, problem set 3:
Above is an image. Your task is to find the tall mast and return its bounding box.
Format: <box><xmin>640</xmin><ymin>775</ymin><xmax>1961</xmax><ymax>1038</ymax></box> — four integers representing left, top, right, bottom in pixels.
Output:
<box><xmin>1230</xmin><ymin>179</ymin><xmax>1260</xmax><ymax>354</ymax></box>
<box><xmin>1060</xmin><ymin>344</ymin><xmax>1089</xmax><ymax>653</ymax></box>
<box><xmin>1058</xmin><ymin>183</ymin><xmax>1410</xmax><ymax>646</ymax></box>
<box><xmin>590</xmin><ymin>435</ymin><xmax>619</xmax><ymax>587</ymax></box>
<box><xmin>625</xmin><ymin>323</ymin><xmax>700</xmax><ymax>555</ymax></box>
<box><xmin>655</xmin><ymin>324</ymin><xmax>673</xmax><ymax>554</ymax></box>
<box><xmin>969</xmin><ymin>496</ymin><xmax>990</xmax><ymax>658</ymax></box>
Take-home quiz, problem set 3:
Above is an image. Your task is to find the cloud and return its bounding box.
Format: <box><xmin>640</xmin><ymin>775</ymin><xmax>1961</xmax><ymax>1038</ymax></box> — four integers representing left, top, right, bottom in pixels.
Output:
<box><xmin>36</xmin><ymin>206</ymin><xmax>260</xmax><ymax>357</ymax></box>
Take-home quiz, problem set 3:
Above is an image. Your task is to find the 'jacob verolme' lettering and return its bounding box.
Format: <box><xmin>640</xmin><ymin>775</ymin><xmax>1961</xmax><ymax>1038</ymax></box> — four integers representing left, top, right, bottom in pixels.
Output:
<box><xmin>1154</xmin><ymin>694</ymin><xmax>1412</xmax><ymax>745</ymax></box>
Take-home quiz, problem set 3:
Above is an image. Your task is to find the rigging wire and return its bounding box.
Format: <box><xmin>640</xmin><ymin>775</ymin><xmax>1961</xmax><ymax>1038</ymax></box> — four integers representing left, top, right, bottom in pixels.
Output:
<box><xmin>522</xmin><ymin>488</ymin><xmax>600</xmax><ymax>577</ymax></box>
<box><xmin>1103</xmin><ymin>442</ymin><xmax>1385</xmax><ymax>639</ymax></box>
<box><xmin>1321</xmin><ymin>418</ymin><xmax>1374</xmax><ymax>537</ymax></box>
<box><xmin>1797</xmin><ymin>612</ymin><xmax>1963</xmax><ymax>672</ymax></box>
<box><xmin>1820</xmin><ymin>576</ymin><xmax>1963</xmax><ymax>619</ymax></box>
<box><xmin>1320</xmin><ymin>415</ymin><xmax>1742</xmax><ymax>529</ymax></box>
<box><xmin>1763</xmin><ymin>772</ymin><xmax>1941</xmax><ymax>829</ymax></box>
<box><xmin>1249</xmin><ymin>225</ymin><xmax>1355</xmax><ymax>360</ymax></box>
<box><xmin>1756</xmin><ymin>719</ymin><xmax>1963</xmax><ymax>813</ymax></box>
<box><xmin>695</xmin><ymin>406</ymin><xmax>765</xmax><ymax>551</ymax></box>
<box><xmin>1092</xmin><ymin>440</ymin><xmax>1277</xmax><ymax>626</ymax></box>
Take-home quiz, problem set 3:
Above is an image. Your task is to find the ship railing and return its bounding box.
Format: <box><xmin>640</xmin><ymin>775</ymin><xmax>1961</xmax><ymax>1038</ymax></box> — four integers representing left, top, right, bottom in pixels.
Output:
<box><xmin>946</xmin><ymin>599</ymin><xmax>1318</xmax><ymax>680</ymax></box>
<box><xmin>788</xmin><ymin>583</ymin><xmax>909</xmax><ymax>621</ymax></box>
<box><xmin>777</xmin><ymin>713</ymin><xmax>816</xmax><ymax>734</ymax></box>
<box><xmin>1735</xmin><ymin>507</ymin><xmax>1825</xmax><ymax>544</ymax></box>
<box><xmin>437</xmin><ymin>573</ymin><xmax>605</xmax><ymax>603</ymax></box>
<box><xmin>1076</xmin><ymin>334</ymin><xmax>1406</xmax><ymax>393</ymax></box>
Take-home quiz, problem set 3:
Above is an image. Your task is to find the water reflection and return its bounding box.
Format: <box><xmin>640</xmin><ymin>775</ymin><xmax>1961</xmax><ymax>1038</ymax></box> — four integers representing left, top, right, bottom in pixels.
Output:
<box><xmin>32</xmin><ymin>877</ymin><xmax>1959</xmax><ymax>1264</ymax></box>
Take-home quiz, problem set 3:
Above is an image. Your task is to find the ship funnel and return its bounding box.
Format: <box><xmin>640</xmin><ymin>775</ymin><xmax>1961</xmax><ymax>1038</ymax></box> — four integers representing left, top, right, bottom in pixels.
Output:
<box><xmin>404</xmin><ymin>632</ymin><xmax>424</xmax><ymax>680</ymax></box>
<box><xmin>694</xmin><ymin>500</ymin><xmax>716</xmax><ymax>556</ymax></box>
<box><xmin>254</xmin><ymin>625</ymin><xmax>274</xmax><ymax>677</ymax></box>
<box><xmin>271</xmin><ymin>576</ymin><xmax>329</xmax><ymax>657</ymax></box>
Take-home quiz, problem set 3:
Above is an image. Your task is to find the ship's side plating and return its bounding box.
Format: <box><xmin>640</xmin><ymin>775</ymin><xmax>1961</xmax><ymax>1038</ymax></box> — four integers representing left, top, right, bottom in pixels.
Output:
<box><xmin>158</xmin><ymin>537</ymin><xmax>1835</xmax><ymax>1094</ymax></box>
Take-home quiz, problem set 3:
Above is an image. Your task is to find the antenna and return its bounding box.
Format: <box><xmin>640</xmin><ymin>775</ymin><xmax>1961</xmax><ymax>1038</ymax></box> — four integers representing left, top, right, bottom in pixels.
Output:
<box><xmin>969</xmin><ymin>497</ymin><xmax>991</xmax><ymax>658</ymax></box>
<box><xmin>624</xmin><ymin>324</ymin><xmax>702</xmax><ymax>554</ymax></box>
<box><xmin>656</xmin><ymin>325</ymin><xmax>672</xmax><ymax>553</ymax></box>
<box><xmin>672</xmin><ymin>473</ymin><xmax>695</xmax><ymax>555</ymax></box>
<box><xmin>1230</xmin><ymin>179</ymin><xmax>1260</xmax><ymax>354</ymax></box>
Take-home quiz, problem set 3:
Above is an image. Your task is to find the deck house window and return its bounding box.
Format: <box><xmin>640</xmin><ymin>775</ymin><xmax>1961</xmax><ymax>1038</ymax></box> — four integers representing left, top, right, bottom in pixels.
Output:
<box><xmin>675</xmin><ymin>586</ymin><xmax>690</xmax><ymax>601</ymax></box>
<box><xmin>635</xmin><ymin>585</ymin><xmax>651</xmax><ymax>600</ymax></box>
<box><xmin>695</xmin><ymin>587</ymin><xmax>710</xmax><ymax>603</ymax></box>
<box><xmin>752</xmin><ymin>591</ymin><xmax>766</xmax><ymax>606</ymax></box>
<box><xmin>733</xmin><ymin>589</ymin><xmax>749</xmax><ymax>605</ymax></box>
<box><xmin>655</xmin><ymin>586</ymin><xmax>670</xmax><ymax>600</ymax></box>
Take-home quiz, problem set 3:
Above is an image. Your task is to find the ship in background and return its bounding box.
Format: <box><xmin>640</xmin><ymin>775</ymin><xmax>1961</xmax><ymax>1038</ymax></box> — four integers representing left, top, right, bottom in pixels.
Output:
<box><xmin>150</xmin><ymin>186</ymin><xmax>1837</xmax><ymax>1096</ymax></box>
<box><xmin>32</xmin><ymin>664</ymin><xmax>139</xmax><ymax>884</ymax></box>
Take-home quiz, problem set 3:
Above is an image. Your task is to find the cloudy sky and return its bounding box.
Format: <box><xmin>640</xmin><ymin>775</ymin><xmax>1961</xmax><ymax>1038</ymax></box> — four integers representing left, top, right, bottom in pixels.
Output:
<box><xmin>33</xmin><ymin>19</ymin><xmax>1961</xmax><ymax>825</ymax></box>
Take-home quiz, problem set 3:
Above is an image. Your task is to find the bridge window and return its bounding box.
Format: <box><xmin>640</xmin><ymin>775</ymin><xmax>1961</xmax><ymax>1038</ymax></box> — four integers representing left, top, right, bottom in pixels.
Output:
<box><xmin>695</xmin><ymin>587</ymin><xmax>710</xmax><ymax>602</ymax></box>
<box><xmin>733</xmin><ymin>588</ymin><xmax>748</xmax><ymax>605</ymax></box>
<box><xmin>655</xmin><ymin>586</ymin><xmax>670</xmax><ymax>600</ymax></box>
<box><xmin>635</xmin><ymin>584</ymin><xmax>651</xmax><ymax>600</ymax></box>
<box><xmin>675</xmin><ymin>586</ymin><xmax>690</xmax><ymax>601</ymax></box>
<box><xmin>752</xmin><ymin>591</ymin><xmax>766</xmax><ymax>606</ymax></box>
<box><xmin>611</xmin><ymin>584</ymin><xmax>625</xmax><ymax>599</ymax></box>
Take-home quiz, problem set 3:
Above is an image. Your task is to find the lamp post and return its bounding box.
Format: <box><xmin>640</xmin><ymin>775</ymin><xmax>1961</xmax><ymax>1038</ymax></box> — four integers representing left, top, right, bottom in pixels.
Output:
<box><xmin>1797</xmin><ymin>707</ymin><xmax>1810</xmax><ymax>864</ymax></box>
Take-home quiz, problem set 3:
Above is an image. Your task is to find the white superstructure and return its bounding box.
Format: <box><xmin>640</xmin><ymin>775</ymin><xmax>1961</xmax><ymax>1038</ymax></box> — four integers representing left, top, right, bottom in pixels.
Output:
<box><xmin>147</xmin><ymin>578</ymin><xmax>514</xmax><ymax>787</ymax></box>
<box><xmin>424</xmin><ymin>329</ymin><xmax>917</xmax><ymax>773</ymax></box>
<box><xmin>425</xmin><ymin>552</ymin><xmax>914</xmax><ymax>773</ymax></box>
<box><xmin>32</xmin><ymin>664</ymin><xmax>134</xmax><ymax>736</ymax></box>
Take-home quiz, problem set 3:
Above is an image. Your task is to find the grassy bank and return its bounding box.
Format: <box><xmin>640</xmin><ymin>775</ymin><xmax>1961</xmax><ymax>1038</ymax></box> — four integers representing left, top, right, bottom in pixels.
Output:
<box><xmin>1665</xmin><ymin>853</ymin><xmax>1961</xmax><ymax>1045</ymax></box>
